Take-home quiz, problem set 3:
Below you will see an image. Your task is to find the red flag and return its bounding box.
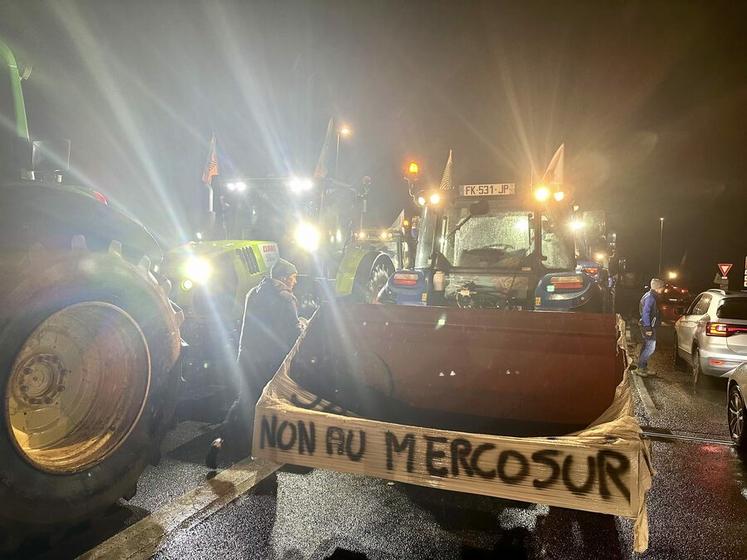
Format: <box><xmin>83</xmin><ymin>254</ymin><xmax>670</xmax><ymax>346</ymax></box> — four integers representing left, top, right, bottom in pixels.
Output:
<box><xmin>202</xmin><ymin>133</ymin><xmax>219</xmax><ymax>186</ymax></box>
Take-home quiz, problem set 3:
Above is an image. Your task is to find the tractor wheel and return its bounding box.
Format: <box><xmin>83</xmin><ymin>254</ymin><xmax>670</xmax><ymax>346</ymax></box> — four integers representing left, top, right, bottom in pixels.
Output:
<box><xmin>352</xmin><ymin>254</ymin><xmax>395</xmax><ymax>304</ymax></box>
<box><xmin>0</xmin><ymin>237</ymin><xmax>181</xmax><ymax>537</ymax></box>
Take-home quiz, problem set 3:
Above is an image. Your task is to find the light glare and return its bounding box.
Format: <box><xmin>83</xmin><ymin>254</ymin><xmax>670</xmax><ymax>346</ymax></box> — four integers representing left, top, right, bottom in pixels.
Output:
<box><xmin>294</xmin><ymin>222</ymin><xmax>321</xmax><ymax>252</ymax></box>
<box><xmin>534</xmin><ymin>185</ymin><xmax>551</xmax><ymax>202</ymax></box>
<box><xmin>288</xmin><ymin>177</ymin><xmax>314</xmax><ymax>193</ymax></box>
<box><xmin>183</xmin><ymin>257</ymin><xmax>213</xmax><ymax>284</ymax></box>
<box><xmin>569</xmin><ymin>220</ymin><xmax>585</xmax><ymax>231</ymax></box>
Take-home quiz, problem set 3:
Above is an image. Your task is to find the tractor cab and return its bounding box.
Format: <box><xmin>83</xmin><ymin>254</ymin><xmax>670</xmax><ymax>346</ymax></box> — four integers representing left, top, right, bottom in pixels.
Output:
<box><xmin>380</xmin><ymin>182</ymin><xmax>595</xmax><ymax>310</ymax></box>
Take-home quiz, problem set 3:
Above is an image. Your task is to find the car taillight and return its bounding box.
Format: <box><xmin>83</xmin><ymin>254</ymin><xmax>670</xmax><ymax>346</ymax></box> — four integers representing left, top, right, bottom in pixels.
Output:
<box><xmin>706</xmin><ymin>322</ymin><xmax>747</xmax><ymax>337</ymax></box>
<box><xmin>550</xmin><ymin>275</ymin><xmax>584</xmax><ymax>290</ymax></box>
<box><xmin>393</xmin><ymin>272</ymin><xmax>419</xmax><ymax>287</ymax></box>
<box><xmin>432</xmin><ymin>270</ymin><xmax>445</xmax><ymax>291</ymax></box>
<box><xmin>581</xmin><ymin>267</ymin><xmax>598</xmax><ymax>276</ymax></box>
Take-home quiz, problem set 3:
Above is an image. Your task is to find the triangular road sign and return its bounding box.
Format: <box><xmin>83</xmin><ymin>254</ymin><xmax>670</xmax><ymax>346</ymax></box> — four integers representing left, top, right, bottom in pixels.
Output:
<box><xmin>718</xmin><ymin>263</ymin><xmax>732</xmax><ymax>277</ymax></box>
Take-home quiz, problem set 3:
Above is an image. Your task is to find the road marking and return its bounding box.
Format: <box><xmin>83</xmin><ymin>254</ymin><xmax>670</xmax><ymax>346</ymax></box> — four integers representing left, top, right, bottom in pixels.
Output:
<box><xmin>630</xmin><ymin>371</ymin><xmax>657</xmax><ymax>414</ymax></box>
<box><xmin>78</xmin><ymin>458</ymin><xmax>282</xmax><ymax>560</ymax></box>
<box><xmin>641</xmin><ymin>426</ymin><xmax>732</xmax><ymax>447</ymax></box>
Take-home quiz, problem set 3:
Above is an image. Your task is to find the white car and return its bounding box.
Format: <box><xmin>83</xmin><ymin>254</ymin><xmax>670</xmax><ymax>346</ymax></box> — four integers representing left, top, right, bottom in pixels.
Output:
<box><xmin>673</xmin><ymin>290</ymin><xmax>747</xmax><ymax>384</ymax></box>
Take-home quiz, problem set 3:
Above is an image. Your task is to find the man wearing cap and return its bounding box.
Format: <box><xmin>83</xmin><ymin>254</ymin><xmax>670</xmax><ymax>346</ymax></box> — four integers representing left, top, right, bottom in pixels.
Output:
<box><xmin>632</xmin><ymin>277</ymin><xmax>665</xmax><ymax>377</ymax></box>
<box><xmin>207</xmin><ymin>258</ymin><xmax>304</xmax><ymax>468</ymax></box>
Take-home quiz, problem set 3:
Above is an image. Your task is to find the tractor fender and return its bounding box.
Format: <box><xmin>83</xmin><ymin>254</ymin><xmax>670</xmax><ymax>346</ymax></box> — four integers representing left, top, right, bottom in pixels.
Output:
<box><xmin>0</xmin><ymin>182</ymin><xmax>162</xmax><ymax>263</ymax></box>
<box><xmin>335</xmin><ymin>247</ymin><xmax>372</xmax><ymax>297</ymax></box>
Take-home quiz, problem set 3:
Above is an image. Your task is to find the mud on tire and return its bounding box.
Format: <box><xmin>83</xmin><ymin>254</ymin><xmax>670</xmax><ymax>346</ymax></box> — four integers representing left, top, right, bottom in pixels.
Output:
<box><xmin>0</xmin><ymin>239</ymin><xmax>181</xmax><ymax>534</ymax></box>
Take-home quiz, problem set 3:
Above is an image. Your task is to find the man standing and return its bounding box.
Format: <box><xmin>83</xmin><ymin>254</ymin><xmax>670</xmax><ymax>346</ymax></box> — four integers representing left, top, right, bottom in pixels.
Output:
<box><xmin>206</xmin><ymin>258</ymin><xmax>304</xmax><ymax>468</ymax></box>
<box><xmin>634</xmin><ymin>278</ymin><xmax>665</xmax><ymax>377</ymax></box>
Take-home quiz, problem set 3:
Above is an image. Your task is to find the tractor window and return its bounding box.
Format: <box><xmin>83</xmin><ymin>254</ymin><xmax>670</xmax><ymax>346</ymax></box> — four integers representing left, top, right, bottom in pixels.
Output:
<box><xmin>540</xmin><ymin>215</ymin><xmax>576</xmax><ymax>270</ymax></box>
<box><xmin>437</xmin><ymin>207</ymin><xmax>534</xmax><ymax>270</ymax></box>
<box><xmin>414</xmin><ymin>205</ymin><xmax>439</xmax><ymax>268</ymax></box>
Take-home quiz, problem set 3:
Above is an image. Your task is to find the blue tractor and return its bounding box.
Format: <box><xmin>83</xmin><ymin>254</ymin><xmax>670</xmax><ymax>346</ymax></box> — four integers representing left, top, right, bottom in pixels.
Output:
<box><xmin>378</xmin><ymin>179</ymin><xmax>605</xmax><ymax>312</ymax></box>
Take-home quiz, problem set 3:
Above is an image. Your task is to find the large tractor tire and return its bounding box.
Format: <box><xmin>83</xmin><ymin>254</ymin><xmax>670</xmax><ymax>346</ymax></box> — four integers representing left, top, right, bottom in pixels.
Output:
<box><xmin>0</xmin><ymin>236</ymin><xmax>181</xmax><ymax>539</ymax></box>
<box><xmin>352</xmin><ymin>253</ymin><xmax>395</xmax><ymax>304</ymax></box>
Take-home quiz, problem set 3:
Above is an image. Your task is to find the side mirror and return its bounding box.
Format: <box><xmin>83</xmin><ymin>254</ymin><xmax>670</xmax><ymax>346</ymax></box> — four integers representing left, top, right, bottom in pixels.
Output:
<box><xmin>469</xmin><ymin>199</ymin><xmax>489</xmax><ymax>216</ymax></box>
<box><xmin>32</xmin><ymin>139</ymin><xmax>71</xmax><ymax>172</ymax></box>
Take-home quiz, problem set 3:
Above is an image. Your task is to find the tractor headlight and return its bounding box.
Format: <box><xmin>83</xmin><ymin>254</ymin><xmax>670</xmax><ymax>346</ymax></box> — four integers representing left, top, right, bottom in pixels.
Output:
<box><xmin>183</xmin><ymin>256</ymin><xmax>213</xmax><ymax>285</ymax></box>
<box><xmin>294</xmin><ymin>222</ymin><xmax>321</xmax><ymax>252</ymax></box>
<box><xmin>288</xmin><ymin>177</ymin><xmax>314</xmax><ymax>194</ymax></box>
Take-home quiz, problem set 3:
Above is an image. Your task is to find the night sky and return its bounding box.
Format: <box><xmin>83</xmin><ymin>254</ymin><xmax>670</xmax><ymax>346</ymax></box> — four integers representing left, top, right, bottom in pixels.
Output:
<box><xmin>1</xmin><ymin>0</ymin><xmax>745</xmax><ymax>291</ymax></box>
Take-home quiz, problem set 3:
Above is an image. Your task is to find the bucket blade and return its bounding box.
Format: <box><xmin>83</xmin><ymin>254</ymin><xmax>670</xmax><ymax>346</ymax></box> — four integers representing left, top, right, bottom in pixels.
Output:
<box><xmin>290</xmin><ymin>304</ymin><xmax>625</xmax><ymax>436</ymax></box>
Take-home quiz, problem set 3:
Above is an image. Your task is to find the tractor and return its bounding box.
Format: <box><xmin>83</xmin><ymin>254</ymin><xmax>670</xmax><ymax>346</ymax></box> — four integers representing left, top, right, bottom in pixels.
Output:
<box><xmin>0</xmin><ymin>37</ymin><xmax>182</xmax><ymax>551</ymax></box>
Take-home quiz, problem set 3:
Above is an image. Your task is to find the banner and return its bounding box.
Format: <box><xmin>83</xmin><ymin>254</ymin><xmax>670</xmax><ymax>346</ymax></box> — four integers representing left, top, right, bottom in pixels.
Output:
<box><xmin>253</xmin><ymin>317</ymin><xmax>653</xmax><ymax>553</ymax></box>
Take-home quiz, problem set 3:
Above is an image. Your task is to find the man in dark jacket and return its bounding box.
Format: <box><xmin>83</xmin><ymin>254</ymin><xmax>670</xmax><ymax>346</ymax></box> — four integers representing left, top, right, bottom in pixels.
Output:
<box><xmin>633</xmin><ymin>277</ymin><xmax>665</xmax><ymax>377</ymax></box>
<box><xmin>206</xmin><ymin>258</ymin><xmax>304</xmax><ymax>468</ymax></box>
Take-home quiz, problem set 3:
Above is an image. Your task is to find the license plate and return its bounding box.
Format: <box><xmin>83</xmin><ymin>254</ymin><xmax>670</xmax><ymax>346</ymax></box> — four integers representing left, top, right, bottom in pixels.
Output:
<box><xmin>461</xmin><ymin>183</ymin><xmax>515</xmax><ymax>197</ymax></box>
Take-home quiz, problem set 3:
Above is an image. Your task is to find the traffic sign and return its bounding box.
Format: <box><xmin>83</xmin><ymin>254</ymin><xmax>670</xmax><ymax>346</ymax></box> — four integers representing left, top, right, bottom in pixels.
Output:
<box><xmin>718</xmin><ymin>263</ymin><xmax>732</xmax><ymax>278</ymax></box>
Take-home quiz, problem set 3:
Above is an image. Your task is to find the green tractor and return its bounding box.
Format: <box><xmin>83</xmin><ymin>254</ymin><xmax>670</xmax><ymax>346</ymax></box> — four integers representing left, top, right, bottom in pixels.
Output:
<box><xmin>164</xmin><ymin>168</ymin><xmax>402</xmax><ymax>397</ymax></box>
<box><xmin>0</xmin><ymin>37</ymin><xmax>182</xmax><ymax>550</ymax></box>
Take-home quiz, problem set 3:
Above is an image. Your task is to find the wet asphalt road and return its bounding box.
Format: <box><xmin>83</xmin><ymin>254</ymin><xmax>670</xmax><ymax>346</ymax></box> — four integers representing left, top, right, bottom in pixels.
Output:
<box><xmin>16</xmin><ymin>327</ymin><xmax>747</xmax><ymax>559</ymax></box>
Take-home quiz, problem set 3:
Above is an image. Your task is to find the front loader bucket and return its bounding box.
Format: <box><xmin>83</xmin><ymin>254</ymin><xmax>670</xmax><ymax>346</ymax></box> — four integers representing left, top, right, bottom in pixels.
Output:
<box><xmin>289</xmin><ymin>304</ymin><xmax>626</xmax><ymax>436</ymax></box>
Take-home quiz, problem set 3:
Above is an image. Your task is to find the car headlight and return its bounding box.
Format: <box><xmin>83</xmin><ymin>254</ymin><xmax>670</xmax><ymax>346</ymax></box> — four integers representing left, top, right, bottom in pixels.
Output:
<box><xmin>183</xmin><ymin>256</ymin><xmax>213</xmax><ymax>284</ymax></box>
<box><xmin>294</xmin><ymin>222</ymin><xmax>321</xmax><ymax>252</ymax></box>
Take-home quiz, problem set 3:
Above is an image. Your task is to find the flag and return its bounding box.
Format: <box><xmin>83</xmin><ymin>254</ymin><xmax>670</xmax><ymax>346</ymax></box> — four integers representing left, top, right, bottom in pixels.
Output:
<box><xmin>542</xmin><ymin>143</ymin><xmax>564</xmax><ymax>186</ymax></box>
<box><xmin>202</xmin><ymin>133</ymin><xmax>219</xmax><ymax>186</ymax></box>
<box><xmin>439</xmin><ymin>149</ymin><xmax>454</xmax><ymax>190</ymax></box>
<box><xmin>314</xmin><ymin>117</ymin><xmax>335</xmax><ymax>180</ymax></box>
<box><xmin>390</xmin><ymin>209</ymin><xmax>405</xmax><ymax>230</ymax></box>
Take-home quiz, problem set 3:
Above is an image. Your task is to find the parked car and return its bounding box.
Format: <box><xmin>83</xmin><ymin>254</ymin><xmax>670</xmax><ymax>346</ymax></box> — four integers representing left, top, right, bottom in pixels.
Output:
<box><xmin>659</xmin><ymin>283</ymin><xmax>693</xmax><ymax>325</ymax></box>
<box><xmin>673</xmin><ymin>289</ymin><xmax>747</xmax><ymax>384</ymax></box>
<box><xmin>727</xmin><ymin>364</ymin><xmax>747</xmax><ymax>450</ymax></box>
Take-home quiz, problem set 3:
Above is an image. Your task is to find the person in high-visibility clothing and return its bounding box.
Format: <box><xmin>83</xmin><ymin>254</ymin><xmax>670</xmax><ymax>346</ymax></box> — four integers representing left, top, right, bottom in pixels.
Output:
<box><xmin>206</xmin><ymin>258</ymin><xmax>305</xmax><ymax>468</ymax></box>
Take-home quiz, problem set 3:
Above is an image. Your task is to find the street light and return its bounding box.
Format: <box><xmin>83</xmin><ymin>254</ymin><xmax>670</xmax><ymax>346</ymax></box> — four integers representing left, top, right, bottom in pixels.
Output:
<box><xmin>336</xmin><ymin>123</ymin><xmax>352</xmax><ymax>177</ymax></box>
<box><xmin>667</xmin><ymin>270</ymin><xmax>678</xmax><ymax>281</ymax></box>
<box><xmin>658</xmin><ymin>217</ymin><xmax>665</xmax><ymax>276</ymax></box>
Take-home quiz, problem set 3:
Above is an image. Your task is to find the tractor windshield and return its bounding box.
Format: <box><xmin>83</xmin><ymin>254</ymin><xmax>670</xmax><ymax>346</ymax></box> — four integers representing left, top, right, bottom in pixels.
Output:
<box><xmin>444</xmin><ymin>209</ymin><xmax>533</xmax><ymax>269</ymax></box>
<box><xmin>415</xmin><ymin>200</ymin><xmax>574</xmax><ymax>271</ymax></box>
